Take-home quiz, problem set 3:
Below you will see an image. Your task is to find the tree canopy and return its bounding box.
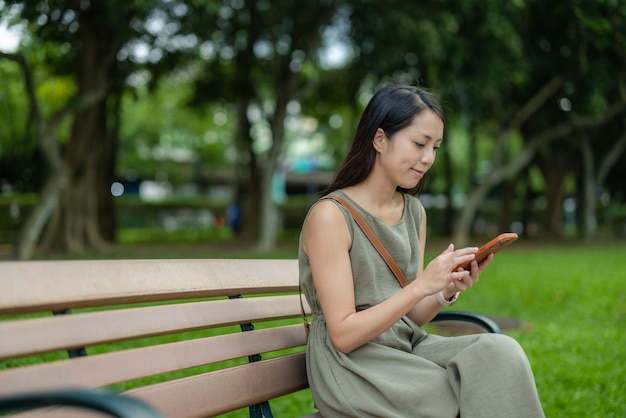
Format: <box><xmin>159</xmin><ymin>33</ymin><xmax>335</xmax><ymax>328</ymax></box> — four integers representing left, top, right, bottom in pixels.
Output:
<box><xmin>1</xmin><ymin>0</ymin><xmax>625</xmax><ymax>258</ymax></box>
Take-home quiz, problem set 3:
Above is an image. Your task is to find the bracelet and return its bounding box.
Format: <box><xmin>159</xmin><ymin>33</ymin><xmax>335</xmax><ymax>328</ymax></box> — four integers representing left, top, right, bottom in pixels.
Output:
<box><xmin>436</xmin><ymin>290</ymin><xmax>460</xmax><ymax>306</ymax></box>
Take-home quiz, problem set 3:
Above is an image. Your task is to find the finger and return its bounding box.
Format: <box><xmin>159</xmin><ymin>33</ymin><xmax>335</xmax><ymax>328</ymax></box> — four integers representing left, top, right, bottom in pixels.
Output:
<box><xmin>453</xmin><ymin>279</ymin><xmax>469</xmax><ymax>292</ymax></box>
<box><xmin>443</xmin><ymin>243</ymin><xmax>455</xmax><ymax>254</ymax></box>
<box><xmin>466</xmin><ymin>264</ymin><xmax>479</xmax><ymax>286</ymax></box>
<box><xmin>455</xmin><ymin>246</ymin><xmax>479</xmax><ymax>256</ymax></box>
<box><xmin>479</xmin><ymin>253</ymin><xmax>494</xmax><ymax>271</ymax></box>
<box><xmin>454</xmin><ymin>253</ymin><xmax>476</xmax><ymax>271</ymax></box>
<box><xmin>451</xmin><ymin>269</ymin><xmax>471</xmax><ymax>281</ymax></box>
<box><xmin>469</xmin><ymin>260</ymin><xmax>480</xmax><ymax>276</ymax></box>
<box><xmin>458</xmin><ymin>269</ymin><xmax>478</xmax><ymax>288</ymax></box>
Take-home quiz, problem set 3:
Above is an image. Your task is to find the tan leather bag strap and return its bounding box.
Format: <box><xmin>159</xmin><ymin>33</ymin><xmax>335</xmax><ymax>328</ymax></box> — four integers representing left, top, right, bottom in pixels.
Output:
<box><xmin>299</xmin><ymin>281</ymin><xmax>310</xmax><ymax>340</ymax></box>
<box><xmin>322</xmin><ymin>195</ymin><xmax>409</xmax><ymax>288</ymax></box>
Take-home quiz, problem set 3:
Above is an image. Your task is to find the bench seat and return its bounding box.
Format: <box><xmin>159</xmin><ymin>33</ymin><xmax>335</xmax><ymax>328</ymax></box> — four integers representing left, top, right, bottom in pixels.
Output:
<box><xmin>0</xmin><ymin>258</ymin><xmax>499</xmax><ymax>417</ymax></box>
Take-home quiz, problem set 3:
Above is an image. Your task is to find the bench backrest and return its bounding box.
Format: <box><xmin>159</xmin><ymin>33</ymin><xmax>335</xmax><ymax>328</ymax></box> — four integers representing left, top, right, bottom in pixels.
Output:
<box><xmin>0</xmin><ymin>259</ymin><xmax>312</xmax><ymax>417</ymax></box>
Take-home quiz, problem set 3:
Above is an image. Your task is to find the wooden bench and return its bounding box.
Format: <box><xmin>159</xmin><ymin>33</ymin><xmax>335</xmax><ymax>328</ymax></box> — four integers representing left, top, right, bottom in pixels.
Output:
<box><xmin>0</xmin><ymin>259</ymin><xmax>501</xmax><ymax>417</ymax></box>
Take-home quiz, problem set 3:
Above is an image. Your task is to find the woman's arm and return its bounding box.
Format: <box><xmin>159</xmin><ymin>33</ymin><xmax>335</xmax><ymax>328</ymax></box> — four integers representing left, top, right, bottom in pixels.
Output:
<box><xmin>303</xmin><ymin>200</ymin><xmax>430</xmax><ymax>353</ymax></box>
<box><xmin>303</xmin><ymin>201</ymin><xmax>480</xmax><ymax>353</ymax></box>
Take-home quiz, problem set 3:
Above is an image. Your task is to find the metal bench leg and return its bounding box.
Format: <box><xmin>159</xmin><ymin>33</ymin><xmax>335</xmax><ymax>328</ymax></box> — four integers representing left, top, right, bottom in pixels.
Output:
<box><xmin>53</xmin><ymin>309</ymin><xmax>88</xmax><ymax>358</ymax></box>
<box><xmin>229</xmin><ymin>295</ymin><xmax>274</xmax><ymax>418</ymax></box>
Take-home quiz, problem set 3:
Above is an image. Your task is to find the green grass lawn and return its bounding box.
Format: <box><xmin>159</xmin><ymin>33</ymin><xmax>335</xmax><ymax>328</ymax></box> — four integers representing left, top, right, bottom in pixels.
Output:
<box><xmin>2</xmin><ymin>238</ymin><xmax>625</xmax><ymax>417</ymax></box>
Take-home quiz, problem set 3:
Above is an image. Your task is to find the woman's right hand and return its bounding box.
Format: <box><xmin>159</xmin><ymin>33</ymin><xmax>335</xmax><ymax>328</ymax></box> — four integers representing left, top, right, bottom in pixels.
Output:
<box><xmin>418</xmin><ymin>243</ymin><xmax>478</xmax><ymax>296</ymax></box>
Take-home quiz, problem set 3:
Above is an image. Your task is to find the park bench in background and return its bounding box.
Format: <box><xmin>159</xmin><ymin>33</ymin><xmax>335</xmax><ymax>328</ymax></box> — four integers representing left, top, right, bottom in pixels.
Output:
<box><xmin>0</xmin><ymin>259</ymin><xmax>501</xmax><ymax>417</ymax></box>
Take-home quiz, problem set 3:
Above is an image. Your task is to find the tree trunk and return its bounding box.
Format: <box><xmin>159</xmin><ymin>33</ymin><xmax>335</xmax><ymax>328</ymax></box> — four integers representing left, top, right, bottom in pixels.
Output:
<box><xmin>234</xmin><ymin>101</ymin><xmax>260</xmax><ymax>246</ymax></box>
<box><xmin>597</xmin><ymin>132</ymin><xmax>626</xmax><ymax>186</ymax></box>
<box><xmin>42</xmin><ymin>67</ymin><xmax>111</xmax><ymax>252</ymax></box>
<box><xmin>38</xmin><ymin>5</ymin><xmax>127</xmax><ymax>254</ymax></box>
<box><xmin>100</xmin><ymin>89</ymin><xmax>122</xmax><ymax>242</ymax></box>
<box><xmin>497</xmin><ymin>179</ymin><xmax>516</xmax><ymax>233</ymax></box>
<box><xmin>441</xmin><ymin>138</ymin><xmax>455</xmax><ymax>236</ymax></box>
<box><xmin>257</xmin><ymin>164</ymin><xmax>278</xmax><ymax>252</ymax></box>
<box><xmin>1</xmin><ymin>52</ymin><xmax>106</xmax><ymax>259</ymax></box>
<box><xmin>256</xmin><ymin>65</ymin><xmax>295</xmax><ymax>252</ymax></box>
<box><xmin>519</xmin><ymin>167</ymin><xmax>536</xmax><ymax>237</ymax></box>
<box><xmin>580</xmin><ymin>139</ymin><xmax>596</xmax><ymax>240</ymax></box>
<box><xmin>536</xmin><ymin>152</ymin><xmax>569</xmax><ymax>237</ymax></box>
<box><xmin>581</xmin><ymin>132</ymin><xmax>626</xmax><ymax>239</ymax></box>
<box><xmin>13</xmin><ymin>168</ymin><xmax>68</xmax><ymax>259</ymax></box>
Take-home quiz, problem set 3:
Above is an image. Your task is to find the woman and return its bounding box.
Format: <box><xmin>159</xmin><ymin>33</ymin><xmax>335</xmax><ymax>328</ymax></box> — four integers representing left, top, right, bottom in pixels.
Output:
<box><xmin>298</xmin><ymin>84</ymin><xmax>544</xmax><ymax>417</ymax></box>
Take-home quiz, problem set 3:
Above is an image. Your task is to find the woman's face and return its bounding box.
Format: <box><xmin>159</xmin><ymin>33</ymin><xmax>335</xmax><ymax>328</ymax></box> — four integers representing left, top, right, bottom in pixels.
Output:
<box><xmin>376</xmin><ymin>109</ymin><xmax>444</xmax><ymax>190</ymax></box>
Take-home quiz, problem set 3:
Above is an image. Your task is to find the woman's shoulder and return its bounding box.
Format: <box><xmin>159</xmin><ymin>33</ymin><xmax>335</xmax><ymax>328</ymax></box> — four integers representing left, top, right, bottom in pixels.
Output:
<box><xmin>304</xmin><ymin>194</ymin><xmax>350</xmax><ymax>228</ymax></box>
<box><xmin>302</xmin><ymin>194</ymin><xmax>354</xmax><ymax>251</ymax></box>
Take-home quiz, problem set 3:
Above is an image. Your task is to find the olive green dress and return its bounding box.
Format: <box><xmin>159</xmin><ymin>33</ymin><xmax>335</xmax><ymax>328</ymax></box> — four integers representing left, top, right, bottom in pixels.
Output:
<box><xmin>298</xmin><ymin>190</ymin><xmax>544</xmax><ymax>418</ymax></box>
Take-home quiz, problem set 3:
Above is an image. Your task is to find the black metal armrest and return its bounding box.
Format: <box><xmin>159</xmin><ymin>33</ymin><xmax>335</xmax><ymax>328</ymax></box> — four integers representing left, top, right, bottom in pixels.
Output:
<box><xmin>431</xmin><ymin>311</ymin><xmax>502</xmax><ymax>334</ymax></box>
<box><xmin>0</xmin><ymin>389</ymin><xmax>164</xmax><ymax>418</ymax></box>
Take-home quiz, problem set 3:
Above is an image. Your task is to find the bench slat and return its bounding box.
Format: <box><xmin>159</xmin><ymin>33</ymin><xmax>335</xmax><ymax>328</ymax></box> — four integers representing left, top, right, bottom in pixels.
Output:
<box><xmin>0</xmin><ymin>259</ymin><xmax>300</xmax><ymax>314</ymax></box>
<box><xmin>129</xmin><ymin>353</ymin><xmax>310</xmax><ymax>418</ymax></box>
<box><xmin>3</xmin><ymin>403</ymin><xmax>131</xmax><ymax>418</ymax></box>
<box><xmin>0</xmin><ymin>325</ymin><xmax>307</xmax><ymax>397</ymax></box>
<box><xmin>5</xmin><ymin>354</ymin><xmax>312</xmax><ymax>418</ymax></box>
<box><xmin>0</xmin><ymin>295</ymin><xmax>309</xmax><ymax>360</ymax></box>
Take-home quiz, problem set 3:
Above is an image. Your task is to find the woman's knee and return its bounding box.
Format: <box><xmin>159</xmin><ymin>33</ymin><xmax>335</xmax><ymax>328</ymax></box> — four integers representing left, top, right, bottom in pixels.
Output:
<box><xmin>478</xmin><ymin>334</ymin><xmax>530</xmax><ymax>365</ymax></box>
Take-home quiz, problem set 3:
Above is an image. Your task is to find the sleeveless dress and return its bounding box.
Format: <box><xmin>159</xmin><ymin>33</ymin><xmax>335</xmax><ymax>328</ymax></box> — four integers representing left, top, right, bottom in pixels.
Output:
<box><xmin>298</xmin><ymin>190</ymin><xmax>545</xmax><ymax>418</ymax></box>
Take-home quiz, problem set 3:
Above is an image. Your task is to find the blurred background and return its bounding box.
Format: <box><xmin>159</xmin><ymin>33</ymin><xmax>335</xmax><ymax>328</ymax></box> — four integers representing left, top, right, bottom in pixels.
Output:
<box><xmin>2</xmin><ymin>3</ymin><xmax>626</xmax><ymax>415</ymax></box>
<box><xmin>0</xmin><ymin>0</ymin><xmax>625</xmax><ymax>260</ymax></box>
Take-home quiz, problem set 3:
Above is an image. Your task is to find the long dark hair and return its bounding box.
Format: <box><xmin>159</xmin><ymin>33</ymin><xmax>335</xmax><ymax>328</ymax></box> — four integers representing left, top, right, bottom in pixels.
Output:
<box><xmin>324</xmin><ymin>84</ymin><xmax>445</xmax><ymax>195</ymax></box>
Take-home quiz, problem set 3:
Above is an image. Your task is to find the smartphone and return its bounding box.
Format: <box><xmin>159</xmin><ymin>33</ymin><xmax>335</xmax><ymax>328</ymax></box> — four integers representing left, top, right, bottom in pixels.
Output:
<box><xmin>454</xmin><ymin>232</ymin><xmax>519</xmax><ymax>270</ymax></box>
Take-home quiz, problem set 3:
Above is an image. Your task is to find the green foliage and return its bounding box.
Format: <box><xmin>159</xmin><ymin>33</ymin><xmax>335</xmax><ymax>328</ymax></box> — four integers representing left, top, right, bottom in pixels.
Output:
<box><xmin>119</xmin><ymin>74</ymin><xmax>234</xmax><ymax>184</ymax></box>
<box><xmin>2</xmin><ymin>0</ymin><xmax>625</xmax><ymax>251</ymax></box>
<box><xmin>0</xmin><ymin>61</ymin><xmax>33</xmax><ymax>155</ymax></box>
